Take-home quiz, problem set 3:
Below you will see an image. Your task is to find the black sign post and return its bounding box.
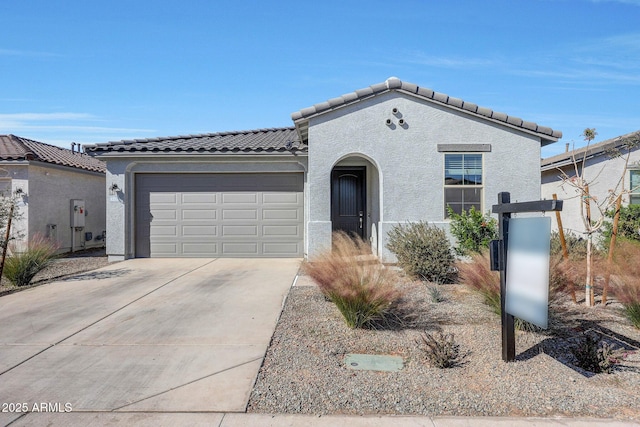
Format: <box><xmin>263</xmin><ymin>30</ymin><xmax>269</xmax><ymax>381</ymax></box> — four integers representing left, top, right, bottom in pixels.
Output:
<box><xmin>490</xmin><ymin>192</ymin><xmax>562</xmax><ymax>362</ymax></box>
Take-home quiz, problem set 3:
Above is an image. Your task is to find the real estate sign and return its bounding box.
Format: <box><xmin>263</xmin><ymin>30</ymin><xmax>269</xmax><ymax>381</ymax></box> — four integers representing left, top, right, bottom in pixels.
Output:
<box><xmin>505</xmin><ymin>217</ymin><xmax>551</xmax><ymax>329</ymax></box>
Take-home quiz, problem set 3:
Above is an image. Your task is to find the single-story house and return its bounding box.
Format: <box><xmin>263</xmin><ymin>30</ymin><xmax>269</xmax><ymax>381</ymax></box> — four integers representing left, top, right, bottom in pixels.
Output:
<box><xmin>0</xmin><ymin>135</ymin><xmax>106</xmax><ymax>253</ymax></box>
<box><xmin>85</xmin><ymin>77</ymin><xmax>561</xmax><ymax>262</ymax></box>
<box><xmin>541</xmin><ymin>130</ymin><xmax>640</xmax><ymax>237</ymax></box>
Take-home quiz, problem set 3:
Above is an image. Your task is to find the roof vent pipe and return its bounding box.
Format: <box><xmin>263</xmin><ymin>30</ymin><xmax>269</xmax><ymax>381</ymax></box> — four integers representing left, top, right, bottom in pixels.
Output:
<box><xmin>565</xmin><ymin>143</ymin><xmax>569</xmax><ymax>153</ymax></box>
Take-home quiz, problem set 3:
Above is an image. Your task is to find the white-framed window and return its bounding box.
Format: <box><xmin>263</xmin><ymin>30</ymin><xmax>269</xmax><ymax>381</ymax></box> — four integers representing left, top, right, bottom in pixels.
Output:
<box><xmin>444</xmin><ymin>153</ymin><xmax>483</xmax><ymax>218</ymax></box>
<box><xmin>630</xmin><ymin>169</ymin><xmax>640</xmax><ymax>205</ymax></box>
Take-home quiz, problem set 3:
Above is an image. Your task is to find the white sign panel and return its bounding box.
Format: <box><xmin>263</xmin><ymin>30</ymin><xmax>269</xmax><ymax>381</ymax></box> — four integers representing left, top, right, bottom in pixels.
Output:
<box><xmin>505</xmin><ymin>217</ymin><xmax>551</xmax><ymax>329</ymax></box>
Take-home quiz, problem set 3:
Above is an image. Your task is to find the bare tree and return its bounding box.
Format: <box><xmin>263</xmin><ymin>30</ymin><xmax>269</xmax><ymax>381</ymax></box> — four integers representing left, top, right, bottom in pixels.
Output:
<box><xmin>557</xmin><ymin>128</ymin><xmax>639</xmax><ymax>307</ymax></box>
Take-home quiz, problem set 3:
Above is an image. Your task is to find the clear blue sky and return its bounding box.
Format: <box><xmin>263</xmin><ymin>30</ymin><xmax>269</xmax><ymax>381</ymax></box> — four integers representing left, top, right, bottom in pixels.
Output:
<box><xmin>1</xmin><ymin>0</ymin><xmax>638</xmax><ymax>158</ymax></box>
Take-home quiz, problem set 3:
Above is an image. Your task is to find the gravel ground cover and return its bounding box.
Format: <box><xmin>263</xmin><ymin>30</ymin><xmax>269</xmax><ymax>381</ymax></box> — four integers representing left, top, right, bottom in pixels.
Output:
<box><xmin>0</xmin><ymin>247</ymin><xmax>111</xmax><ymax>295</ymax></box>
<box><xmin>248</xmin><ymin>278</ymin><xmax>640</xmax><ymax>420</ymax></box>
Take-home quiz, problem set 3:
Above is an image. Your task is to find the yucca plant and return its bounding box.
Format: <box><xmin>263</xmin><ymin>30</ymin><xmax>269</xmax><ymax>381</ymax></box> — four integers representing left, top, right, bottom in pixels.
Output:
<box><xmin>303</xmin><ymin>232</ymin><xmax>403</xmax><ymax>329</ymax></box>
<box><xmin>3</xmin><ymin>234</ymin><xmax>59</xmax><ymax>287</ymax></box>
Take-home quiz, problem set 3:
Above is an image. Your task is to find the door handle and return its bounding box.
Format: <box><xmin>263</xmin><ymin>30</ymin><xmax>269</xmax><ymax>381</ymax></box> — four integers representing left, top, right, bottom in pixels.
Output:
<box><xmin>359</xmin><ymin>216</ymin><xmax>363</xmax><ymax>229</ymax></box>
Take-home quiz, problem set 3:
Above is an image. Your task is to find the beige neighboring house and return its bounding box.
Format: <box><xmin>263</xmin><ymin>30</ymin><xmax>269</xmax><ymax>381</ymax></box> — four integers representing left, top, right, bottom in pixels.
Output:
<box><xmin>0</xmin><ymin>135</ymin><xmax>106</xmax><ymax>253</ymax></box>
<box><xmin>541</xmin><ymin>130</ymin><xmax>640</xmax><ymax>238</ymax></box>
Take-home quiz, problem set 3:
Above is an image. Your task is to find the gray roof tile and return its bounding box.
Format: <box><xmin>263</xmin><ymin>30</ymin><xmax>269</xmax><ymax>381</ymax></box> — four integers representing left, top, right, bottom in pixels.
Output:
<box><xmin>291</xmin><ymin>77</ymin><xmax>562</xmax><ymax>142</ymax></box>
<box><xmin>0</xmin><ymin>135</ymin><xmax>105</xmax><ymax>173</ymax></box>
<box><xmin>84</xmin><ymin>127</ymin><xmax>305</xmax><ymax>155</ymax></box>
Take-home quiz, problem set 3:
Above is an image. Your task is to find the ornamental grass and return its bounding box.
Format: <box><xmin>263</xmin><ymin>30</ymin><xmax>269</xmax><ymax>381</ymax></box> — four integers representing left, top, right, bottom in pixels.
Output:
<box><xmin>303</xmin><ymin>232</ymin><xmax>403</xmax><ymax>329</ymax></box>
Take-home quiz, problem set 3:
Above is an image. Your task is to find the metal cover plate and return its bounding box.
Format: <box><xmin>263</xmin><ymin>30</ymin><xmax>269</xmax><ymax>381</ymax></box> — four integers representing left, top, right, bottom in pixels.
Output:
<box><xmin>344</xmin><ymin>354</ymin><xmax>404</xmax><ymax>372</ymax></box>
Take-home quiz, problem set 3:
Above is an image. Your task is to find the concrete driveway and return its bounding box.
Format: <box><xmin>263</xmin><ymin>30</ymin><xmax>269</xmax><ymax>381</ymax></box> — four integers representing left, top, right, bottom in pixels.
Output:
<box><xmin>0</xmin><ymin>258</ymin><xmax>300</xmax><ymax>424</ymax></box>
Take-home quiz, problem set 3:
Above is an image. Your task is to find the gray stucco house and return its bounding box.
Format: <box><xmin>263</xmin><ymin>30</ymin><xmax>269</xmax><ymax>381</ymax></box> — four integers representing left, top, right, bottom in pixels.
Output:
<box><xmin>0</xmin><ymin>135</ymin><xmax>106</xmax><ymax>253</ymax></box>
<box><xmin>541</xmin><ymin>130</ymin><xmax>640</xmax><ymax>237</ymax></box>
<box><xmin>85</xmin><ymin>77</ymin><xmax>561</xmax><ymax>262</ymax></box>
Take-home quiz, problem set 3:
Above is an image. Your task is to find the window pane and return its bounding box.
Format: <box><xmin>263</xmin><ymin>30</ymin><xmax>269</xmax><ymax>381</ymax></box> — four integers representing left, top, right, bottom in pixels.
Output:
<box><xmin>446</xmin><ymin>203</ymin><xmax>463</xmax><ymax>217</ymax></box>
<box><xmin>445</xmin><ymin>188</ymin><xmax>463</xmax><ymax>203</ymax></box>
<box><xmin>445</xmin><ymin>154</ymin><xmax>463</xmax><ymax>185</ymax></box>
<box><xmin>631</xmin><ymin>194</ymin><xmax>640</xmax><ymax>205</ymax></box>
<box><xmin>631</xmin><ymin>170</ymin><xmax>640</xmax><ymax>192</ymax></box>
<box><xmin>463</xmin><ymin>188</ymin><xmax>482</xmax><ymax>203</ymax></box>
<box><xmin>467</xmin><ymin>203</ymin><xmax>481</xmax><ymax>212</ymax></box>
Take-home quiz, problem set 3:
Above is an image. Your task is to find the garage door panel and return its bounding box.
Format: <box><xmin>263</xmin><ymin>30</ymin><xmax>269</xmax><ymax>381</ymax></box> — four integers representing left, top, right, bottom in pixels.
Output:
<box><xmin>222</xmin><ymin>209</ymin><xmax>258</xmax><ymax>220</ymax></box>
<box><xmin>263</xmin><ymin>225</ymin><xmax>300</xmax><ymax>236</ymax></box>
<box><xmin>135</xmin><ymin>173</ymin><xmax>303</xmax><ymax>258</ymax></box>
<box><xmin>182</xmin><ymin>210</ymin><xmax>217</xmax><ymax>220</ymax></box>
<box><xmin>222</xmin><ymin>242</ymin><xmax>259</xmax><ymax>255</ymax></box>
<box><xmin>262</xmin><ymin>208</ymin><xmax>301</xmax><ymax>220</ymax></box>
<box><xmin>182</xmin><ymin>225</ymin><xmax>217</xmax><ymax>236</ymax></box>
<box><xmin>182</xmin><ymin>193</ymin><xmax>217</xmax><ymax>204</ymax></box>
<box><xmin>223</xmin><ymin>193</ymin><xmax>257</xmax><ymax>204</ymax></box>
<box><xmin>182</xmin><ymin>243</ymin><xmax>218</xmax><ymax>255</ymax></box>
<box><xmin>263</xmin><ymin>242</ymin><xmax>300</xmax><ymax>256</ymax></box>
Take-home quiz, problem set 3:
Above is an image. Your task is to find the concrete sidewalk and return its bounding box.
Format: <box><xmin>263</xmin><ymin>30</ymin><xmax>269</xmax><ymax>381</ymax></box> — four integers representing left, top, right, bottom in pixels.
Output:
<box><xmin>1</xmin><ymin>412</ymin><xmax>637</xmax><ymax>426</ymax></box>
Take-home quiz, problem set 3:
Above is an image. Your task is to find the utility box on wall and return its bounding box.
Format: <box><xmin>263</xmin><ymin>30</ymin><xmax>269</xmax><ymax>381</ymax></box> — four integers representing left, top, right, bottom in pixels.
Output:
<box><xmin>71</xmin><ymin>199</ymin><xmax>85</xmax><ymax>228</ymax></box>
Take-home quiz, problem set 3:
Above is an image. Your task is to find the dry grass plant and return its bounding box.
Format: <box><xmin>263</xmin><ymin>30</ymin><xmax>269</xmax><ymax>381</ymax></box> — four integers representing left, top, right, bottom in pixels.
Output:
<box><xmin>609</xmin><ymin>240</ymin><xmax>640</xmax><ymax>328</ymax></box>
<box><xmin>303</xmin><ymin>232</ymin><xmax>403</xmax><ymax>329</ymax></box>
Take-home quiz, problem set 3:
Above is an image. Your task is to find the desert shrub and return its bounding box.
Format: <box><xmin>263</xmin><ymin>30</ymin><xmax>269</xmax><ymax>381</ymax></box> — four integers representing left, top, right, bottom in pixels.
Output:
<box><xmin>3</xmin><ymin>234</ymin><xmax>59</xmax><ymax>287</ymax></box>
<box><xmin>427</xmin><ymin>285</ymin><xmax>445</xmax><ymax>303</ymax></box>
<box><xmin>609</xmin><ymin>240</ymin><xmax>640</xmax><ymax>328</ymax></box>
<box><xmin>550</xmin><ymin>230</ymin><xmax>589</xmax><ymax>260</ymax></box>
<box><xmin>447</xmin><ymin>206</ymin><xmax>498</xmax><ymax>255</ymax></box>
<box><xmin>303</xmin><ymin>232</ymin><xmax>403</xmax><ymax>329</ymax></box>
<box><xmin>418</xmin><ymin>331</ymin><xmax>465</xmax><ymax>368</ymax></box>
<box><xmin>571</xmin><ymin>333</ymin><xmax>625</xmax><ymax>374</ymax></box>
<box><xmin>602</xmin><ymin>204</ymin><xmax>640</xmax><ymax>248</ymax></box>
<box><xmin>386</xmin><ymin>221</ymin><xmax>455</xmax><ymax>283</ymax></box>
<box><xmin>456</xmin><ymin>252</ymin><xmax>501</xmax><ymax>314</ymax></box>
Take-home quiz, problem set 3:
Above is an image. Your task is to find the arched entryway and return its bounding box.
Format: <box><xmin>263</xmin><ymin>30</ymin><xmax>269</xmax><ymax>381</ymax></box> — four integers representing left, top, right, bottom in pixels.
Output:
<box><xmin>330</xmin><ymin>155</ymin><xmax>381</xmax><ymax>254</ymax></box>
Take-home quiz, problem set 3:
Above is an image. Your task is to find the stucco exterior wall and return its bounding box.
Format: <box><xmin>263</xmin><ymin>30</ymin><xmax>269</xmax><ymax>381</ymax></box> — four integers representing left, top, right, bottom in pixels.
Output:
<box><xmin>541</xmin><ymin>146</ymin><xmax>640</xmax><ymax>239</ymax></box>
<box><xmin>26</xmin><ymin>163</ymin><xmax>105</xmax><ymax>253</ymax></box>
<box><xmin>0</xmin><ymin>163</ymin><xmax>105</xmax><ymax>253</ymax></box>
<box><xmin>104</xmin><ymin>155</ymin><xmax>308</xmax><ymax>261</ymax></box>
<box><xmin>306</xmin><ymin>91</ymin><xmax>544</xmax><ymax>261</ymax></box>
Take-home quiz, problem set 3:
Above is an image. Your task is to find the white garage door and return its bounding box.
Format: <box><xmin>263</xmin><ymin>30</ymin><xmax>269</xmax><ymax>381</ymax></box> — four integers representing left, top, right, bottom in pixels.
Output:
<box><xmin>135</xmin><ymin>173</ymin><xmax>304</xmax><ymax>257</ymax></box>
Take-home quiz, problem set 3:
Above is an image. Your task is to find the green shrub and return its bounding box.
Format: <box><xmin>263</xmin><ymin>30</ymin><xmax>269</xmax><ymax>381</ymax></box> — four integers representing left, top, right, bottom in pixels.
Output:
<box><xmin>386</xmin><ymin>221</ymin><xmax>455</xmax><ymax>283</ymax></box>
<box><xmin>417</xmin><ymin>331</ymin><xmax>465</xmax><ymax>368</ymax></box>
<box><xmin>447</xmin><ymin>206</ymin><xmax>498</xmax><ymax>256</ymax></box>
<box><xmin>3</xmin><ymin>234</ymin><xmax>59</xmax><ymax>287</ymax></box>
<box><xmin>602</xmin><ymin>204</ymin><xmax>640</xmax><ymax>248</ymax></box>
<box><xmin>303</xmin><ymin>232</ymin><xmax>403</xmax><ymax>329</ymax></box>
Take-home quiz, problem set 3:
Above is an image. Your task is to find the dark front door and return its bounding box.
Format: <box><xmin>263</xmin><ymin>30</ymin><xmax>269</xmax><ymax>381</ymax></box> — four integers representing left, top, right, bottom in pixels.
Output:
<box><xmin>331</xmin><ymin>167</ymin><xmax>366</xmax><ymax>239</ymax></box>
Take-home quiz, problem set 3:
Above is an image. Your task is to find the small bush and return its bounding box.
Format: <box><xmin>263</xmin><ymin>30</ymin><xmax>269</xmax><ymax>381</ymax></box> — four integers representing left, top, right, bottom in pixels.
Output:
<box><xmin>303</xmin><ymin>232</ymin><xmax>403</xmax><ymax>329</ymax></box>
<box><xmin>609</xmin><ymin>240</ymin><xmax>640</xmax><ymax>328</ymax></box>
<box><xmin>602</xmin><ymin>204</ymin><xmax>640</xmax><ymax>248</ymax></box>
<box><xmin>456</xmin><ymin>252</ymin><xmax>501</xmax><ymax>314</ymax></box>
<box><xmin>3</xmin><ymin>234</ymin><xmax>59</xmax><ymax>287</ymax></box>
<box><xmin>447</xmin><ymin>206</ymin><xmax>498</xmax><ymax>255</ymax></box>
<box><xmin>386</xmin><ymin>221</ymin><xmax>455</xmax><ymax>283</ymax></box>
<box><xmin>571</xmin><ymin>333</ymin><xmax>625</xmax><ymax>374</ymax></box>
<box><xmin>418</xmin><ymin>331</ymin><xmax>465</xmax><ymax>368</ymax></box>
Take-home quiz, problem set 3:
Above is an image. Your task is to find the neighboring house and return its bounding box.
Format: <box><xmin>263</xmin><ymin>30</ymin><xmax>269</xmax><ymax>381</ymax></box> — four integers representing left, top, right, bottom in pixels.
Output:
<box><xmin>0</xmin><ymin>135</ymin><xmax>107</xmax><ymax>253</ymax></box>
<box><xmin>541</xmin><ymin>130</ymin><xmax>640</xmax><ymax>237</ymax></box>
<box><xmin>85</xmin><ymin>77</ymin><xmax>561</xmax><ymax>262</ymax></box>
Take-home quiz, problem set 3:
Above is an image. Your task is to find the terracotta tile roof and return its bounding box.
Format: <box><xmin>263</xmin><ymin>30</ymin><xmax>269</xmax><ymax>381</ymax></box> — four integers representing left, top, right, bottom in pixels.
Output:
<box><xmin>84</xmin><ymin>127</ymin><xmax>305</xmax><ymax>154</ymax></box>
<box><xmin>0</xmin><ymin>135</ymin><xmax>105</xmax><ymax>173</ymax></box>
<box><xmin>541</xmin><ymin>130</ymin><xmax>640</xmax><ymax>171</ymax></box>
<box><xmin>291</xmin><ymin>77</ymin><xmax>562</xmax><ymax>144</ymax></box>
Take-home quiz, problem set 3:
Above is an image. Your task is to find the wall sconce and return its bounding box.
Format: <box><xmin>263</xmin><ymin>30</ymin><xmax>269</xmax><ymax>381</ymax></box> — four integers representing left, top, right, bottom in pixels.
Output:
<box><xmin>109</xmin><ymin>183</ymin><xmax>120</xmax><ymax>195</ymax></box>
